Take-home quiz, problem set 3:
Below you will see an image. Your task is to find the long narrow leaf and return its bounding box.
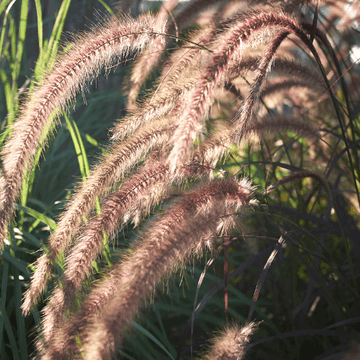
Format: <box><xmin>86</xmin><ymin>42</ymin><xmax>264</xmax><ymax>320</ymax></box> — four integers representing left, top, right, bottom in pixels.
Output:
<box><xmin>13</xmin><ymin>267</ymin><xmax>28</xmax><ymax>358</ymax></box>
<box><xmin>4</xmin><ymin>310</ymin><xmax>21</xmax><ymax>360</ymax></box>
<box><xmin>16</xmin><ymin>204</ymin><xmax>57</xmax><ymax>231</ymax></box>
<box><xmin>247</xmin><ymin>236</ymin><xmax>286</xmax><ymax>322</ymax></box>
<box><xmin>1</xmin><ymin>251</ymin><xmax>29</xmax><ymax>278</ymax></box>
<box><xmin>132</xmin><ymin>321</ymin><xmax>176</xmax><ymax>360</ymax></box>
<box><xmin>0</xmin><ymin>261</ymin><xmax>9</xmax><ymax>351</ymax></box>
<box><xmin>97</xmin><ymin>0</ymin><xmax>114</xmax><ymax>14</ymax></box>
<box><xmin>34</xmin><ymin>0</ymin><xmax>44</xmax><ymax>58</ymax></box>
<box><xmin>44</xmin><ymin>0</ymin><xmax>72</xmax><ymax>67</ymax></box>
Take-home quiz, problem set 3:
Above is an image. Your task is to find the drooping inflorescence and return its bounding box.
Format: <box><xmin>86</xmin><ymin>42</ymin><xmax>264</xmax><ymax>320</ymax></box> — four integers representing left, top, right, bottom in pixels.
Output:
<box><xmin>1</xmin><ymin>0</ymin><xmax>356</xmax><ymax>359</ymax></box>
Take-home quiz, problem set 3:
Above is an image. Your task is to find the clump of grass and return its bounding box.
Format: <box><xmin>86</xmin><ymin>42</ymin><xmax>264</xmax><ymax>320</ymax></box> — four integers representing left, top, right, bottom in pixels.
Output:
<box><xmin>0</xmin><ymin>0</ymin><xmax>359</xmax><ymax>359</ymax></box>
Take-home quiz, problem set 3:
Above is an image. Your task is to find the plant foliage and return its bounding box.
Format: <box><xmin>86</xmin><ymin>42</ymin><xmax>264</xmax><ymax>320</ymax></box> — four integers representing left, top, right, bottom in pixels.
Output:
<box><xmin>0</xmin><ymin>0</ymin><xmax>360</xmax><ymax>359</ymax></box>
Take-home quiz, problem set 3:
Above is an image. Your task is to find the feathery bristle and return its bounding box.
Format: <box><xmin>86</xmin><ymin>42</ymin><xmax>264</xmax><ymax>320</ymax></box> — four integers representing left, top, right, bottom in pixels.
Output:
<box><xmin>22</xmin><ymin>118</ymin><xmax>174</xmax><ymax>315</ymax></box>
<box><xmin>166</xmin><ymin>8</ymin><xmax>319</xmax><ymax>172</ymax></box>
<box><xmin>0</xmin><ymin>14</ymin><xmax>167</xmax><ymax>250</ymax></box>
<box><xmin>202</xmin><ymin>322</ymin><xmax>258</xmax><ymax>360</ymax></box>
<box><xmin>78</xmin><ymin>179</ymin><xmax>255</xmax><ymax>359</ymax></box>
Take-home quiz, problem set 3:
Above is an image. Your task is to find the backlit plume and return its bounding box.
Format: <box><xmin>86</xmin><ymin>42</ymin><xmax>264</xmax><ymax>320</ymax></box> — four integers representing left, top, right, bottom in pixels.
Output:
<box><xmin>0</xmin><ymin>0</ymin><xmax>349</xmax><ymax>358</ymax></box>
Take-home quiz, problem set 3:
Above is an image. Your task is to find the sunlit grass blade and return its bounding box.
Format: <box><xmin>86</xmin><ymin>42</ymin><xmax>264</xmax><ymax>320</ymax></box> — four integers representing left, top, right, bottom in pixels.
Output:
<box><xmin>65</xmin><ymin>113</ymin><xmax>110</xmax><ymax>264</ymax></box>
<box><xmin>0</xmin><ymin>69</ymin><xmax>14</xmax><ymax>125</ymax></box>
<box><xmin>44</xmin><ymin>0</ymin><xmax>72</xmax><ymax>69</ymax></box>
<box><xmin>18</xmin><ymin>113</ymin><xmax>57</xmax><ymax>228</ymax></box>
<box><xmin>16</xmin><ymin>204</ymin><xmax>57</xmax><ymax>231</ymax></box>
<box><xmin>64</xmin><ymin>113</ymin><xmax>92</xmax><ymax>180</ymax></box>
<box><xmin>34</xmin><ymin>0</ymin><xmax>43</xmax><ymax>61</ymax></box>
<box><xmin>28</xmin><ymin>203</ymin><xmax>57</xmax><ymax>234</ymax></box>
<box><xmin>11</xmin><ymin>0</ymin><xmax>28</xmax><ymax>117</ymax></box>
<box><xmin>0</xmin><ymin>2</ymin><xmax>10</xmax><ymax>64</ymax></box>
<box><xmin>0</xmin><ymin>0</ymin><xmax>12</xmax><ymax>15</ymax></box>
<box><xmin>97</xmin><ymin>0</ymin><xmax>114</xmax><ymax>15</ymax></box>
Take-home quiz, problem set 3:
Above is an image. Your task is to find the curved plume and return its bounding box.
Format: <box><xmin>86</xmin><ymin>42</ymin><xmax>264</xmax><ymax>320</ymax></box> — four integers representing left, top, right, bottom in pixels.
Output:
<box><xmin>228</xmin><ymin>56</ymin><xmax>326</xmax><ymax>89</ymax></box>
<box><xmin>232</xmin><ymin>30</ymin><xmax>290</xmax><ymax>141</ymax></box>
<box><xmin>201</xmin><ymin>322</ymin><xmax>258</xmax><ymax>360</ymax></box>
<box><xmin>207</xmin><ymin>116</ymin><xmax>319</xmax><ymax>152</ymax></box>
<box><xmin>111</xmin><ymin>25</ymin><xmax>216</xmax><ymax>141</ymax></box>
<box><xmin>40</xmin><ymin>158</ymin><xmax>171</xmax><ymax>350</ymax></box>
<box><xmin>0</xmin><ymin>1</ymin><xmax>353</xmax><ymax>360</ymax></box>
<box><xmin>264</xmin><ymin>170</ymin><xmax>330</xmax><ymax>196</ymax></box>
<box><xmin>0</xmin><ymin>14</ymin><xmax>167</xmax><ymax>251</ymax></box>
<box><xmin>111</xmin><ymin>65</ymin><xmax>200</xmax><ymax>141</ymax></box>
<box><xmin>40</xmin><ymin>126</ymin><xmax>239</xmax><ymax>355</ymax></box>
<box><xmin>259</xmin><ymin>78</ymin><xmax>324</xmax><ymax>105</ymax></box>
<box><xmin>41</xmin><ymin>177</ymin><xmax>255</xmax><ymax>359</ymax></box>
<box><xmin>126</xmin><ymin>0</ymin><xmax>179</xmax><ymax>110</ymax></box>
<box><xmin>22</xmin><ymin>117</ymin><xmax>175</xmax><ymax>315</ymax></box>
<box><xmin>125</xmin><ymin>0</ymin><xmax>236</xmax><ymax>110</ymax></box>
<box><xmin>78</xmin><ymin>178</ymin><xmax>256</xmax><ymax>359</ymax></box>
<box><xmin>244</xmin><ymin>116</ymin><xmax>320</xmax><ymax>143</ymax></box>
<box><xmin>166</xmin><ymin>8</ymin><xmax>322</xmax><ymax>172</ymax></box>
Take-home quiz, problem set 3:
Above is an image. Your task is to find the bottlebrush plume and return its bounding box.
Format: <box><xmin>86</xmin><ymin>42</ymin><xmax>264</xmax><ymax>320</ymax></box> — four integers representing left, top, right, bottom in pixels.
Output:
<box><xmin>77</xmin><ymin>178</ymin><xmax>256</xmax><ymax>359</ymax></box>
<box><xmin>111</xmin><ymin>64</ymin><xmax>200</xmax><ymax>141</ymax></box>
<box><xmin>232</xmin><ymin>30</ymin><xmax>290</xmax><ymax>143</ymax></box>
<box><xmin>201</xmin><ymin>322</ymin><xmax>258</xmax><ymax>360</ymax></box>
<box><xmin>22</xmin><ymin>117</ymin><xmax>175</xmax><ymax>315</ymax></box>
<box><xmin>40</xmin><ymin>158</ymin><xmax>171</xmax><ymax>348</ymax></box>
<box><xmin>40</xmin><ymin>132</ymin><xmax>239</xmax><ymax>355</ymax></box>
<box><xmin>0</xmin><ymin>2</ymin><xmax>349</xmax><ymax>359</ymax></box>
<box><xmin>0</xmin><ymin>14</ymin><xmax>167</xmax><ymax>251</ymax></box>
<box><xmin>167</xmin><ymin>8</ymin><xmax>321</xmax><ymax>172</ymax></box>
<box><xmin>126</xmin><ymin>0</ymin><xmax>179</xmax><ymax>110</ymax></box>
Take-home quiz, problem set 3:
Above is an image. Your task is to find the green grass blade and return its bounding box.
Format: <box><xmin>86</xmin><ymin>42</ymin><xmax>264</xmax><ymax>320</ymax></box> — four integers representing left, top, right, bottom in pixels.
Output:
<box><xmin>34</xmin><ymin>0</ymin><xmax>44</xmax><ymax>57</ymax></box>
<box><xmin>28</xmin><ymin>203</ymin><xmax>56</xmax><ymax>233</ymax></box>
<box><xmin>1</xmin><ymin>251</ymin><xmax>29</xmax><ymax>278</ymax></box>
<box><xmin>0</xmin><ymin>261</ymin><xmax>9</xmax><ymax>351</ymax></box>
<box><xmin>0</xmin><ymin>0</ymin><xmax>12</xmax><ymax>15</ymax></box>
<box><xmin>9</xmin><ymin>13</ymin><xmax>16</xmax><ymax>61</ymax></box>
<box><xmin>65</xmin><ymin>113</ymin><xmax>87</xmax><ymax>180</ymax></box>
<box><xmin>4</xmin><ymin>310</ymin><xmax>20</xmax><ymax>360</ymax></box>
<box><xmin>97</xmin><ymin>0</ymin><xmax>114</xmax><ymax>14</ymax></box>
<box><xmin>132</xmin><ymin>321</ymin><xmax>175</xmax><ymax>360</ymax></box>
<box><xmin>153</xmin><ymin>308</ymin><xmax>175</xmax><ymax>356</ymax></box>
<box><xmin>127</xmin><ymin>336</ymin><xmax>157</xmax><ymax>360</ymax></box>
<box><xmin>13</xmin><ymin>267</ymin><xmax>28</xmax><ymax>358</ymax></box>
<box><xmin>16</xmin><ymin>204</ymin><xmax>57</xmax><ymax>231</ymax></box>
<box><xmin>19</xmin><ymin>113</ymin><xmax>57</xmax><ymax>228</ymax></box>
<box><xmin>0</xmin><ymin>68</ymin><xmax>14</xmax><ymax>122</ymax></box>
<box><xmin>117</xmin><ymin>351</ymin><xmax>137</xmax><ymax>360</ymax></box>
<box><xmin>0</xmin><ymin>128</ymin><xmax>11</xmax><ymax>148</ymax></box>
<box><xmin>86</xmin><ymin>133</ymin><xmax>99</xmax><ymax>147</ymax></box>
<box><xmin>12</xmin><ymin>0</ymin><xmax>29</xmax><ymax>102</ymax></box>
<box><xmin>72</xmin><ymin>119</ymin><xmax>91</xmax><ymax>177</ymax></box>
<box><xmin>31</xmin><ymin>306</ymin><xmax>41</xmax><ymax>327</ymax></box>
<box><xmin>65</xmin><ymin>113</ymin><xmax>110</xmax><ymax>264</ymax></box>
<box><xmin>22</xmin><ymin>231</ymin><xmax>42</xmax><ymax>248</ymax></box>
<box><xmin>0</xmin><ymin>1</ymin><xmax>10</xmax><ymax>63</ymax></box>
<box><xmin>44</xmin><ymin>0</ymin><xmax>72</xmax><ymax>68</ymax></box>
